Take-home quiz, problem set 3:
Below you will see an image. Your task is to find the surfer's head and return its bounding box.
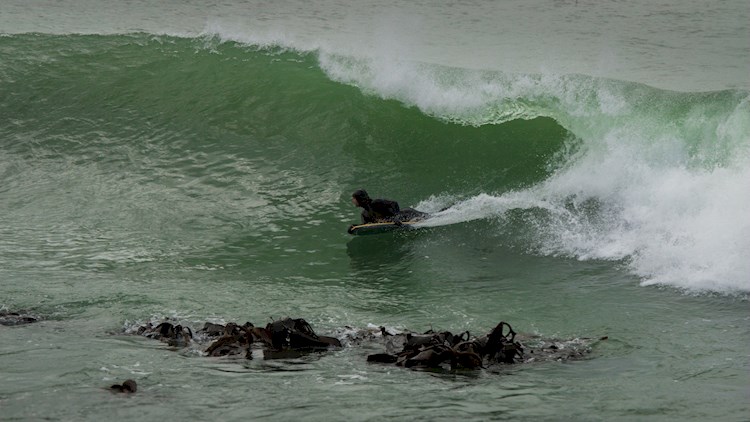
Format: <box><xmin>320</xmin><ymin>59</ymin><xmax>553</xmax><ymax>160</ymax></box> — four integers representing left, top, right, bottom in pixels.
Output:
<box><xmin>352</xmin><ymin>189</ymin><xmax>371</xmax><ymax>207</ymax></box>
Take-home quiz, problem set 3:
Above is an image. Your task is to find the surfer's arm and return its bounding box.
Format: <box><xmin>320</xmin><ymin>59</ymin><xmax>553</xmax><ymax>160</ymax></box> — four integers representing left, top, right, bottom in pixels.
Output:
<box><xmin>361</xmin><ymin>209</ymin><xmax>373</xmax><ymax>224</ymax></box>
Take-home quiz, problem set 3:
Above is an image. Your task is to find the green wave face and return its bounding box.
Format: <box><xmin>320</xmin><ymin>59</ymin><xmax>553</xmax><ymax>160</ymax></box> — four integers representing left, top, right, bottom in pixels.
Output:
<box><xmin>1</xmin><ymin>33</ymin><xmax>748</xmax><ymax>292</ymax></box>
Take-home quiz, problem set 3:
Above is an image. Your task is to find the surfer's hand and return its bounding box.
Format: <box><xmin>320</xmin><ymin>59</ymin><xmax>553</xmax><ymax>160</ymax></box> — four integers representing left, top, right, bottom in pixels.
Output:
<box><xmin>348</xmin><ymin>225</ymin><xmax>355</xmax><ymax>234</ymax></box>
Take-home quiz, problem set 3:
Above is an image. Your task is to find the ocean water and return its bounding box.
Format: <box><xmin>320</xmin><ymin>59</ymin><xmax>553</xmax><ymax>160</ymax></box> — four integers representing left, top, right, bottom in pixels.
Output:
<box><xmin>1</xmin><ymin>1</ymin><xmax>748</xmax><ymax>421</ymax></box>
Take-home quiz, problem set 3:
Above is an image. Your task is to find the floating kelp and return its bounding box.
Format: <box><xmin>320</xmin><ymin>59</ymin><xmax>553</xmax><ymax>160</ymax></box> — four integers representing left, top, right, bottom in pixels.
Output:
<box><xmin>129</xmin><ymin>317</ymin><xmax>342</xmax><ymax>359</ymax></box>
<box><xmin>109</xmin><ymin>379</ymin><xmax>137</xmax><ymax>394</ymax></box>
<box><xmin>366</xmin><ymin>321</ymin><xmax>523</xmax><ymax>370</ymax></box>
<box><xmin>124</xmin><ymin>317</ymin><xmax>604</xmax><ymax>370</ymax></box>
<box><xmin>364</xmin><ymin>323</ymin><xmax>608</xmax><ymax>371</ymax></box>
<box><xmin>0</xmin><ymin>310</ymin><xmax>40</xmax><ymax>326</ymax></box>
<box><xmin>136</xmin><ymin>320</ymin><xmax>194</xmax><ymax>347</ymax></box>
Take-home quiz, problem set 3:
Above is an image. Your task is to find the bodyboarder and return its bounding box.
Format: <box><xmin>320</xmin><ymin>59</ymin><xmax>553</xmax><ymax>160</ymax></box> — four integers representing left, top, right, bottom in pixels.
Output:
<box><xmin>349</xmin><ymin>189</ymin><xmax>428</xmax><ymax>233</ymax></box>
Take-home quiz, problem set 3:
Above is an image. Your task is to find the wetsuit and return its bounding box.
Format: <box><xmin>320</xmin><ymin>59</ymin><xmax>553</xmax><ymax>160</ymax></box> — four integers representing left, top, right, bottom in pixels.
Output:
<box><xmin>397</xmin><ymin>207</ymin><xmax>429</xmax><ymax>222</ymax></box>
<box><xmin>360</xmin><ymin>198</ymin><xmax>401</xmax><ymax>224</ymax></box>
<box><xmin>361</xmin><ymin>200</ymin><xmax>429</xmax><ymax>224</ymax></box>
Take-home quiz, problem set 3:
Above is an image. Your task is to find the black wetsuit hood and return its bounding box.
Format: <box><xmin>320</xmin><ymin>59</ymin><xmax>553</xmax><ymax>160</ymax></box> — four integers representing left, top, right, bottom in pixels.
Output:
<box><xmin>352</xmin><ymin>189</ymin><xmax>372</xmax><ymax>208</ymax></box>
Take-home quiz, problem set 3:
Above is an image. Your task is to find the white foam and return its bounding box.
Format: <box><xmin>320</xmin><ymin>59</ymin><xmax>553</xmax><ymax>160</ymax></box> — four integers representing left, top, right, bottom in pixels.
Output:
<box><xmin>419</xmin><ymin>97</ymin><xmax>750</xmax><ymax>293</ymax></box>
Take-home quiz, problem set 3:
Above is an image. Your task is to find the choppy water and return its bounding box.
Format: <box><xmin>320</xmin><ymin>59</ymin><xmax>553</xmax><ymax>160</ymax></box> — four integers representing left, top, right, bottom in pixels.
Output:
<box><xmin>1</xmin><ymin>1</ymin><xmax>748</xmax><ymax>421</ymax></box>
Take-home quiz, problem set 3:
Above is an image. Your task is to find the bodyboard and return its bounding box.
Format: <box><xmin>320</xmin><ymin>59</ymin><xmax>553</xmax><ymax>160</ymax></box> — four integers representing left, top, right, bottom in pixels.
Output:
<box><xmin>348</xmin><ymin>221</ymin><xmax>422</xmax><ymax>236</ymax></box>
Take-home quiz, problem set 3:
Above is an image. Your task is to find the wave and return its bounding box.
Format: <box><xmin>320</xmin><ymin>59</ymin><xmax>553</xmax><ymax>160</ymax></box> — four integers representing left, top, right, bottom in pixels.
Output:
<box><xmin>306</xmin><ymin>35</ymin><xmax>750</xmax><ymax>293</ymax></box>
<box><xmin>1</xmin><ymin>33</ymin><xmax>748</xmax><ymax>293</ymax></box>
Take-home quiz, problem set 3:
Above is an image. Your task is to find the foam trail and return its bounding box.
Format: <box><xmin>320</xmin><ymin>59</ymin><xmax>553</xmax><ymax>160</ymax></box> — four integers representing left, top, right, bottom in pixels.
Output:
<box><xmin>414</xmin><ymin>193</ymin><xmax>555</xmax><ymax>228</ymax></box>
